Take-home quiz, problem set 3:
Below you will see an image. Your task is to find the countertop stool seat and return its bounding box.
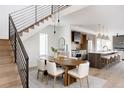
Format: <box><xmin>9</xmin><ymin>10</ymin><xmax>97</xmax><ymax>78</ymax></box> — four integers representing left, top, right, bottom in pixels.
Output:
<box><xmin>101</xmin><ymin>56</ymin><xmax>111</xmax><ymax>68</ymax></box>
<box><xmin>111</xmin><ymin>54</ymin><xmax>116</xmax><ymax>63</ymax></box>
<box><xmin>113</xmin><ymin>54</ymin><xmax>118</xmax><ymax>62</ymax></box>
<box><xmin>117</xmin><ymin>53</ymin><xmax>121</xmax><ymax>62</ymax></box>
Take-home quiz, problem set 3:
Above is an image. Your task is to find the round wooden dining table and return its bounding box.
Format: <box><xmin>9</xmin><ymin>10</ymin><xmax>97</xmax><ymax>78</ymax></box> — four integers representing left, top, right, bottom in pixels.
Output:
<box><xmin>40</xmin><ymin>55</ymin><xmax>86</xmax><ymax>86</ymax></box>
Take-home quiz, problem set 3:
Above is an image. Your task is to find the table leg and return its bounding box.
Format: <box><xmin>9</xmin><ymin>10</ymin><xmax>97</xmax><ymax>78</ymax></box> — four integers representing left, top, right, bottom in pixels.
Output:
<box><xmin>64</xmin><ymin>66</ymin><xmax>76</xmax><ymax>86</ymax></box>
<box><xmin>64</xmin><ymin>67</ymin><xmax>68</xmax><ymax>86</ymax></box>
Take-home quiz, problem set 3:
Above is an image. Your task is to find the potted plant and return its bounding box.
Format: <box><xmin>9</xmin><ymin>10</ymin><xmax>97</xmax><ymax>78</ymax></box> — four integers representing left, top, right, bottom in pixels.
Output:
<box><xmin>51</xmin><ymin>47</ymin><xmax>58</xmax><ymax>58</ymax></box>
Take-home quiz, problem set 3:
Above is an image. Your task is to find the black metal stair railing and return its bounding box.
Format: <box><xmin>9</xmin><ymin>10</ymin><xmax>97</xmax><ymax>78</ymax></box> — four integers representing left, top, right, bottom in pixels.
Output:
<box><xmin>9</xmin><ymin>15</ymin><xmax>29</xmax><ymax>88</ymax></box>
<box><xmin>10</xmin><ymin>5</ymin><xmax>70</xmax><ymax>33</ymax></box>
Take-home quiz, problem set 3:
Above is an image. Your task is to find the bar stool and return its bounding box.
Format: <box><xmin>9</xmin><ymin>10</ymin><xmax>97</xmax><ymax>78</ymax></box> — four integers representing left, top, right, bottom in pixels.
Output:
<box><xmin>117</xmin><ymin>53</ymin><xmax>121</xmax><ymax>61</ymax></box>
<box><xmin>114</xmin><ymin>54</ymin><xmax>118</xmax><ymax>62</ymax></box>
<box><xmin>101</xmin><ymin>55</ymin><xmax>111</xmax><ymax>68</ymax></box>
<box><xmin>110</xmin><ymin>54</ymin><xmax>115</xmax><ymax>63</ymax></box>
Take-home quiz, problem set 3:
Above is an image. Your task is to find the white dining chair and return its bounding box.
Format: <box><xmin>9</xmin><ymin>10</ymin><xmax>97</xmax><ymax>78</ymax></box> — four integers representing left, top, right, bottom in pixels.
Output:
<box><xmin>70</xmin><ymin>57</ymin><xmax>78</xmax><ymax>60</ymax></box>
<box><xmin>37</xmin><ymin>59</ymin><xmax>46</xmax><ymax>81</ymax></box>
<box><xmin>46</xmin><ymin>61</ymin><xmax>64</xmax><ymax>87</ymax></box>
<box><xmin>68</xmin><ymin>61</ymin><xmax>90</xmax><ymax>88</ymax></box>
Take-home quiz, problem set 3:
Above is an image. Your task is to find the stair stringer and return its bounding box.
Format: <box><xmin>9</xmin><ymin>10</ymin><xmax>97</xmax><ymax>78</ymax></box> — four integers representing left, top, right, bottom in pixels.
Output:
<box><xmin>20</xmin><ymin>17</ymin><xmax>52</xmax><ymax>41</ymax></box>
<box><xmin>20</xmin><ymin>5</ymin><xmax>90</xmax><ymax>41</ymax></box>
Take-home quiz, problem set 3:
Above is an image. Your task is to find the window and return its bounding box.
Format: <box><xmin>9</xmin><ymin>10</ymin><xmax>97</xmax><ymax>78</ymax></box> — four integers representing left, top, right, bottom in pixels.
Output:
<box><xmin>97</xmin><ymin>38</ymin><xmax>102</xmax><ymax>51</ymax></box>
<box><xmin>88</xmin><ymin>40</ymin><xmax>93</xmax><ymax>51</ymax></box>
<box><xmin>40</xmin><ymin>33</ymin><xmax>48</xmax><ymax>55</ymax></box>
<box><xmin>97</xmin><ymin>38</ymin><xmax>111</xmax><ymax>51</ymax></box>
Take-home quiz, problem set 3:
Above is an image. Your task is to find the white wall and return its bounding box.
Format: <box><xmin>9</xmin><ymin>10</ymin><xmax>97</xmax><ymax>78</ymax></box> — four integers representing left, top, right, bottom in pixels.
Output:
<box><xmin>40</xmin><ymin>25</ymin><xmax>60</xmax><ymax>56</ymax></box>
<box><xmin>57</xmin><ymin>25</ymin><xmax>72</xmax><ymax>57</ymax></box>
<box><xmin>23</xmin><ymin>33</ymin><xmax>40</xmax><ymax>67</ymax></box>
<box><xmin>23</xmin><ymin>25</ymin><xmax>60</xmax><ymax>67</ymax></box>
<box><xmin>0</xmin><ymin>5</ymin><xmax>27</xmax><ymax>39</ymax></box>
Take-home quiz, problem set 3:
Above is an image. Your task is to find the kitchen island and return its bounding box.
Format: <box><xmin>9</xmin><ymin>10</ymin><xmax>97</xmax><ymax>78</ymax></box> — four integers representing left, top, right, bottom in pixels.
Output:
<box><xmin>88</xmin><ymin>51</ymin><xmax>120</xmax><ymax>69</ymax></box>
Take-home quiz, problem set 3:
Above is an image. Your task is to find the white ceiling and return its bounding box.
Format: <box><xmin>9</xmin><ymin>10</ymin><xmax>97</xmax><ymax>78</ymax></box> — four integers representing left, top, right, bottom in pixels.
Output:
<box><xmin>62</xmin><ymin>5</ymin><xmax>124</xmax><ymax>35</ymax></box>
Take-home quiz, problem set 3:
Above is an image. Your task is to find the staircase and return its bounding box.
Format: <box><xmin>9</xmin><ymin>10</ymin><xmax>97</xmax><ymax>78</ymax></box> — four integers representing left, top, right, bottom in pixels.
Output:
<box><xmin>10</xmin><ymin>5</ymin><xmax>70</xmax><ymax>41</ymax></box>
<box><xmin>0</xmin><ymin>39</ymin><xmax>22</xmax><ymax>87</ymax></box>
<box><xmin>20</xmin><ymin>17</ymin><xmax>52</xmax><ymax>41</ymax></box>
<box><xmin>0</xmin><ymin>40</ymin><xmax>13</xmax><ymax>65</ymax></box>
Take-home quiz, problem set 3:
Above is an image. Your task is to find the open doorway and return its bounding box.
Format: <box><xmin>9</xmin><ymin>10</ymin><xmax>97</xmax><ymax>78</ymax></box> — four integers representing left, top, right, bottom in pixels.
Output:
<box><xmin>40</xmin><ymin>33</ymin><xmax>48</xmax><ymax>56</ymax></box>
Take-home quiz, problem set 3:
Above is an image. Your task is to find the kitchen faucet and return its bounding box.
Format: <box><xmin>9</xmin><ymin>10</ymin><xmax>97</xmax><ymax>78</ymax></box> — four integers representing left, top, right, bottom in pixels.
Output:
<box><xmin>103</xmin><ymin>46</ymin><xmax>108</xmax><ymax>51</ymax></box>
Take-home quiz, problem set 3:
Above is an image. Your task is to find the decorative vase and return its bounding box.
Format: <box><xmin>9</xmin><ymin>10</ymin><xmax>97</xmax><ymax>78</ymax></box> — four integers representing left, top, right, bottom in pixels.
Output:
<box><xmin>54</xmin><ymin>52</ymin><xmax>58</xmax><ymax>58</ymax></box>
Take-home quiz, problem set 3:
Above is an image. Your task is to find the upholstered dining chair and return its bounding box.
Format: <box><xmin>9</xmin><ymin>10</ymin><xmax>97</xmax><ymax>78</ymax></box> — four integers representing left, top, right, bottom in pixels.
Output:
<box><xmin>68</xmin><ymin>61</ymin><xmax>90</xmax><ymax>88</ymax></box>
<box><xmin>46</xmin><ymin>61</ymin><xmax>64</xmax><ymax>88</ymax></box>
<box><xmin>37</xmin><ymin>59</ymin><xmax>46</xmax><ymax>81</ymax></box>
<box><xmin>70</xmin><ymin>57</ymin><xmax>78</xmax><ymax>60</ymax></box>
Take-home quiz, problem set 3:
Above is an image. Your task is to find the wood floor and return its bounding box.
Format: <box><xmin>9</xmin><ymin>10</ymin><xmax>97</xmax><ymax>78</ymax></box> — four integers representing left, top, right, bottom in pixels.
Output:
<box><xmin>30</xmin><ymin>60</ymin><xmax>124</xmax><ymax>88</ymax></box>
<box><xmin>89</xmin><ymin>61</ymin><xmax>124</xmax><ymax>88</ymax></box>
<box><xmin>0</xmin><ymin>39</ymin><xmax>22</xmax><ymax>88</ymax></box>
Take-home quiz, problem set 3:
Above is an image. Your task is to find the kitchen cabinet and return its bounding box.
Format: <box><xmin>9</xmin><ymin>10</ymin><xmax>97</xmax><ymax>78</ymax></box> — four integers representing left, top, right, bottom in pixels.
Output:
<box><xmin>88</xmin><ymin>51</ymin><xmax>119</xmax><ymax>69</ymax></box>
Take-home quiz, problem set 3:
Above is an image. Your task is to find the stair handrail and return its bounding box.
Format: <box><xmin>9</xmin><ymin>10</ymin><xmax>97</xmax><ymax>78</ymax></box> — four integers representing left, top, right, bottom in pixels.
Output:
<box><xmin>10</xmin><ymin>5</ymin><xmax>70</xmax><ymax>34</ymax></box>
<box><xmin>9</xmin><ymin>15</ymin><xmax>29</xmax><ymax>88</ymax></box>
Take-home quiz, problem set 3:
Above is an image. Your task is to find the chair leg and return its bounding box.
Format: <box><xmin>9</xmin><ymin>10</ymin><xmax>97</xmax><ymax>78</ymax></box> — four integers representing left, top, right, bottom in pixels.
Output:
<box><xmin>37</xmin><ymin>70</ymin><xmax>39</xmax><ymax>79</ymax></box>
<box><xmin>79</xmin><ymin>79</ymin><xmax>82</xmax><ymax>88</ymax></box>
<box><xmin>46</xmin><ymin>74</ymin><xmax>48</xmax><ymax>85</ymax></box>
<box><xmin>62</xmin><ymin>73</ymin><xmax>64</xmax><ymax>79</ymax></box>
<box><xmin>53</xmin><ymin>76</ymin><xmax>56</xmax><ymax>88</ymax></box>
<box><xmin>41</xmin><ymin>72</ymin><xmax>44</xmax><ymax>82</ymax></box>
<box><xmin>86</xmin><ymin>76</ymin><xmax>89</xmax><ymax>88</ymax></box>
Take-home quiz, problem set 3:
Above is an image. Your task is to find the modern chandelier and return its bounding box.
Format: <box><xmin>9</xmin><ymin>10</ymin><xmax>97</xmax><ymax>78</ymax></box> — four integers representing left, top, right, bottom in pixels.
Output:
<box><xmin>97</xmin><ymin>24</ymin><xmax>109</xmax><ymax>40</ymax></box>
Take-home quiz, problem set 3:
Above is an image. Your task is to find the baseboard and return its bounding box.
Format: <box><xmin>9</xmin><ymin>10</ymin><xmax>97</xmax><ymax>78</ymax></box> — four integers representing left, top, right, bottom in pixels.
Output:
<box><xmin>29</xmin><ymin>66</ymin><xmax>37</xmax><ymax>70</ymax></box>
<box><xmin>0</xmin><ymin>39</ymin><xmax>9</xmax><ymax>40</ymax></box>
<box><xmin>0</xmin><ymin>36</ymin><xmax>9</xmax><ymax>39</ymax></box>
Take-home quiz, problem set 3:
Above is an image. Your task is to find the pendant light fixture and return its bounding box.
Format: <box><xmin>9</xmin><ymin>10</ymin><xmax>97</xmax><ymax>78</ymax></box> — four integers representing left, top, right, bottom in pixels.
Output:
<box><xmin>105</xmin><ymin>25</ymin><xmax>109</xmax><ymax>40</ymax></box>
<box><xmin>53</xmin><ymin>5</ymin><xmax>60</xmax><ymax>34</ymax></box>
<box><xmin>57</xmin><ymin>5</ymin><xmax>60</xmax><ymax>23</ymax></box>
<box><xmin>53</xmin><ymin>25</ymin><xmax>56</xmax><ymax>34</ymax></box>
<box><xmin>105</xmin><ymin>35</ymin><xmax>109</xmax><ymax>40</ymax></box>
<box><xmin>101</xmin><ymin>25</ymin><xmax>106</xmax><ymax>39</ymax></box>
<box><xmin>51</xmin><ymin>5</ymin><xmax>56</xmax><ymax>34</ymax></box>
<box><xmin>97</xmin><ymin>24</ymin><xmax>102</xmax><ymax>39</ymax></box>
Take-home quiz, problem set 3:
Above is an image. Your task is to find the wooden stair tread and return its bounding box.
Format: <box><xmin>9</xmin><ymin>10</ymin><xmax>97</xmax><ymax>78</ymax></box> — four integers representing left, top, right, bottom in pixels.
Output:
<box><xmin>0</xmin><ymin>45</ymin><xmax>12</xmax><ymax>49</ymax></box>
<box><xmin>0</xmin><ymin>40</ymin><xmax>14</xmax><ymax>65</ymax></box>
<box><xmin>0</xmin><ymin>63</ymin><xmax>22</xmax><ymax>88</ymax></box>
<box><xmin>0</xmin><ymin>39</ymin><xmax>10</xmax><ymax>46</ymax></box>
<box><xmin>0</xmin><ymin>55</ymin><xmax>14</xmax><ymax>58</ymax></box>
<box><xmin>0</xmin><ymin>51</ymin><xmax>13</xmax><ymax>57</ymax></box>
<box><xmin>0</xmin><ymin>40</ymin><xmax>22</xmax><ymax>88</ymax></box>
<box><xmin>0</xmin><ymin>63</ymin><xmax>16</xmax><ymax>69</ymax></box>
<box><xmin>0</xmin><ymin>79</ymin><xmax>22</xmax><ymax>88</ymax></box>
<box><xmin>0</xmin><ymin>56</ymin><xmax>14</xmax><ymax>64</ymax></box>
<box><xmin>0</xmin><ymin>59</ymin><xmax>13</xmax><ymax>65</ymax></box>
<box><xmin>0</xmin><ymin>47</ymin><xmax>12</xmax><ymax>51</ymax></box>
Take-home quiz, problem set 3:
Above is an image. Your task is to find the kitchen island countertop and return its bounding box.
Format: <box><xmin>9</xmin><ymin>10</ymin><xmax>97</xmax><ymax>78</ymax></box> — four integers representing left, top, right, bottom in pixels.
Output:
<box><xmin>88</xmin><ymin>51</ymin><xmax>118</xmax><ymax>54</ymax></box>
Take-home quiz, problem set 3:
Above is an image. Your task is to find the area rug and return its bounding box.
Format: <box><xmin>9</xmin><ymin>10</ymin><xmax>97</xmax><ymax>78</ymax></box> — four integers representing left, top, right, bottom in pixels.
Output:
<box><xmin>29</xmin><ymin>70</ymin><xmax>107</xmax><ymax>88</ymax></box>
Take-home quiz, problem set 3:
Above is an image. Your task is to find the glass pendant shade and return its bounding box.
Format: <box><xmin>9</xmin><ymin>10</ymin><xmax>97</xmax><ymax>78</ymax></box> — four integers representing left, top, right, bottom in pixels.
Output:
<box><xmin>97</xmin><ymin>33</ymin><xmax>102</xmax><ymax>38</ymax></box>
<box><xmin>105</xmin><ymin>35</ymin><xmax>109</xmax><ymax>40</ymax></box>
<box><xmin>97</xmin><ymin>24</ymin><xmax>110</xmax><ymax>40</ymax></box>
<box><xmin>102</xmin><ymin>34</ymin><xmax>106</xmax><ymax>39</ymax></box>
